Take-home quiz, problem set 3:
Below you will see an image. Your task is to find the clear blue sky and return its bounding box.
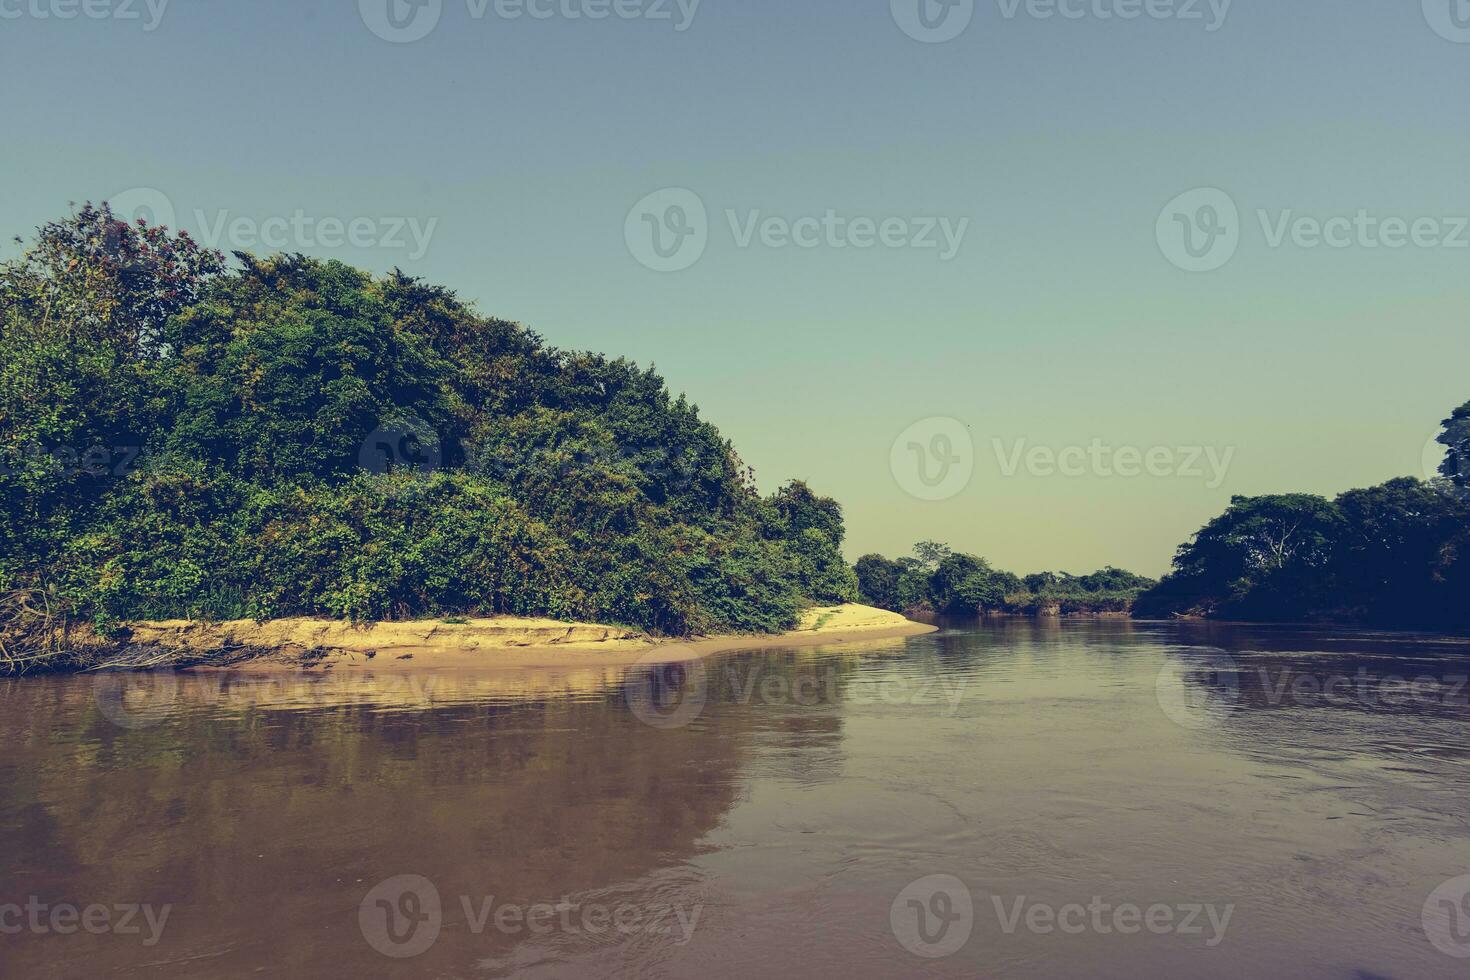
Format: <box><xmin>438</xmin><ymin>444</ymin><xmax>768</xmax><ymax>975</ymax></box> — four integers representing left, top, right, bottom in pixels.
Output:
<box><xmin>4</xmin><ymin>0</ymin><xmax>1467</xmax><ymax>575</ymax></box>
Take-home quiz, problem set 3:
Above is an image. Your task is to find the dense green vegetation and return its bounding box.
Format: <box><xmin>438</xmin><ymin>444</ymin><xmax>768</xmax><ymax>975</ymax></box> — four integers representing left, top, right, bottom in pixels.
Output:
<box><xmin>5</xmin><ymin>205</ymin><xmax>1467</xmax><ymax>673</ymax></box>
<box><xmin>858</xmin><ymin>402</ymin><xmax>1470</xmax><ymax>630</ymax></box>
<box><xmin>1135</xmin><ymin>414</ymin><xmax>1470</xmax><ymax>628</ymax></box>
<box><xmin>0</xmin><ymin>205</ymin><xmax>857</xmax><ymax>664</ymax></box>
<box><xmin>853</xmin><ymin>541</ymin><xmax>1154</xmax><ymax>617</ymax></box>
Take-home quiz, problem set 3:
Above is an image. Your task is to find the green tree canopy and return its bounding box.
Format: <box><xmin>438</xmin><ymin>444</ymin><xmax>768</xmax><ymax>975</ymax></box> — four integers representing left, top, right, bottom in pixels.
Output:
<box><xmin>0</xmin><ymin>206</ymin><xmax>856</xmax><ymax>653</ymax></box>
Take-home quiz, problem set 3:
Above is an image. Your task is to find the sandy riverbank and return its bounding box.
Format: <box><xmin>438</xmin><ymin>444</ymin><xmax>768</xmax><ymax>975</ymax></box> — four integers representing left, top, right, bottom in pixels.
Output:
<box><xmin>114</xmin><ymin>603</ymin><xmax>934</xmax><ymax>672</ymax></box>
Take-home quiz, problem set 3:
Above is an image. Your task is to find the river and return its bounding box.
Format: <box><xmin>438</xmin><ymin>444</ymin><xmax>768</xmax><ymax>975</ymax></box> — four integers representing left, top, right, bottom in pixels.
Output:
<box><xmin>3</xmin><ymin>620</ymin><xmax>1469</xmax><ymax>978</ymax></box>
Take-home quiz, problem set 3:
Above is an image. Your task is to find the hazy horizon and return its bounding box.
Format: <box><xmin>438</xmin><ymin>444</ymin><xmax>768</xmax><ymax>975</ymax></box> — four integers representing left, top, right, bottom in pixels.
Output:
<box><xmin>4</xmin><ymin>0</ymin><xmax>1467</xmax><ymax>576</ymax></box>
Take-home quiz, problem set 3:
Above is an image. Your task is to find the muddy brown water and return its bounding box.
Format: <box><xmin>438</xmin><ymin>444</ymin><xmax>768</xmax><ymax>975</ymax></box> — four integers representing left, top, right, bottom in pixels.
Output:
<box><xmin>3</xmin><ymin>620</ymin><xmax>1470</xmax><ymax>978</ymax></box>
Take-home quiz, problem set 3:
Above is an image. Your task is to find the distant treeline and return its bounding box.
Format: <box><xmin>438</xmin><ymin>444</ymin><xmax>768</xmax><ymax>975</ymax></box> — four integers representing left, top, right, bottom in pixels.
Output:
<box><xmin>854</xmin><ymin>542</ymin><xmax>1155</xmax><ymax>617</ymax></box>
<box><xmin>862</xmin><ymin>405</ymin><xmax>1470</xmax><ymax>631</ymax></box>
<box><xmin>0</xmin><ymin>205</ymin><xmax>857</xmax><ymax>669</ymax></box>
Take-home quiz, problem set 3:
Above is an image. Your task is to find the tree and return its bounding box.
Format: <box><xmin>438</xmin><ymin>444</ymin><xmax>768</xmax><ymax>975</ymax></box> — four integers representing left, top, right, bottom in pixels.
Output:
<box><xmin>1333</xmin><ymin>478</ymin><xmax>1467</xmax><ymax>624</ymax></box>
<box><xmin>1436</xmin><ymin>400</ymin><xmax>1470</xmax><ymax>498</ymax></box>
<box><xmin>851</xmin><ymin>542</ymin><xmax>1149</xmax><ymax>616</ymax></box>
<box><xmin>1136</xmin><ymin>437</ymin><xmax>1470</xmax><ymax>629</ymax></box>
<box><xmin>855</xmin><ymin>554</ymin><xmax>905</xmax><ymax>610</ymax></box>
<box><xmin>912</xmin><ymin>540</ymin><xmax>952</xmax><ymax>572</ymax></box>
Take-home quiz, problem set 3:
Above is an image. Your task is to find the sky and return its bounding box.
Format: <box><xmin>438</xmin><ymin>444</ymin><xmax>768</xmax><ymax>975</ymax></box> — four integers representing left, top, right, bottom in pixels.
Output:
<box><xmin>3</xmin><ymin>0</ymin><xmax>1467</xmax><ymax>576</ymax></box>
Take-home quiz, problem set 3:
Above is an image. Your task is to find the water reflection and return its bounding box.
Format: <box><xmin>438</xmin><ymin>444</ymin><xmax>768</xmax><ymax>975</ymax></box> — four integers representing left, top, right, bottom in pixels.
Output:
<box><xmin>2</xmin><ymin>623</ymin><xmax>1469</xmax><ymax>978</ymax></box>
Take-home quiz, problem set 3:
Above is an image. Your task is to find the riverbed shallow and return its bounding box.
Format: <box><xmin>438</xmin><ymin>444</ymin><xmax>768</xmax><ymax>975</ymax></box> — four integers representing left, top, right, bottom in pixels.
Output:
<box><xmin>2</xmin><ymin>619</ymin><xmax>1469</xmax><ymax>978</ymax></box>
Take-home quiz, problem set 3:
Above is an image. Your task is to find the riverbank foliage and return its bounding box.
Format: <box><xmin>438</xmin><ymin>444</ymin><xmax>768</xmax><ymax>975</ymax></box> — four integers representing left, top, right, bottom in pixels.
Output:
<box><xmin>0</xmin><ymin>206</ymin><xmax>857</xmax><ymax>659</ymax></box>
<box><xmin>1134</xmin><ymin>411</ymin><xmax>1470</xmax><ymax>629</ymax></box>
<box><xmin>853</xmin><ymin>541</ymin><xmax>1155</xmax><ymax>617</ymax></box>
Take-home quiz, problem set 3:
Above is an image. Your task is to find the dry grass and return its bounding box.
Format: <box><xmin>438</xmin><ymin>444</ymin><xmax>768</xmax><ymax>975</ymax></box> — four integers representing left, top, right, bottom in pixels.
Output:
<box><xmin>0</xmin><ymin>587</ymin><xmax>77</xmax><ymax>674</ymax></box>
